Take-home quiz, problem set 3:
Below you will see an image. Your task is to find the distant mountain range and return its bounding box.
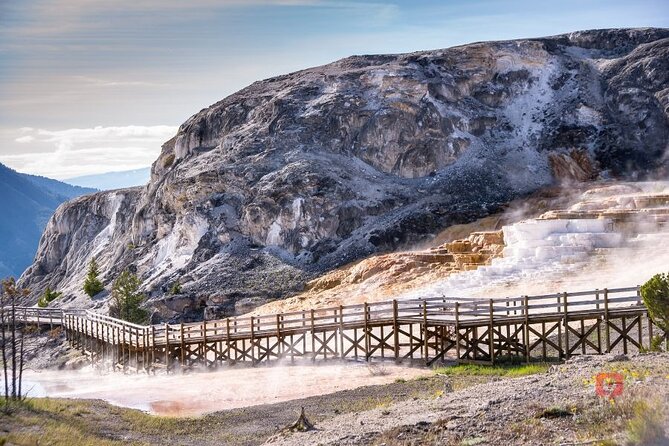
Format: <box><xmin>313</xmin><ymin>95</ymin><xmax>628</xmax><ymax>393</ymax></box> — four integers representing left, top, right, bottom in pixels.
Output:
<box><xmin>65</xmin><ymin>167</ymin><xmax>150</xmax><ymax>190</ymax></box>
<box><xmin>0</xmin><ymin>163</ymin><xmax>97</xmax><ymax>278</ymax></box>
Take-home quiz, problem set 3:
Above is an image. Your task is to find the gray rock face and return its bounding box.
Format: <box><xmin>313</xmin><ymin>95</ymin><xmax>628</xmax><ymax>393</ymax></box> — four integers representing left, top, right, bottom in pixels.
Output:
<box><xmin>19</xmin><ymin>28</ymin><xmax>669</xmax><ymax>320</ymax></box>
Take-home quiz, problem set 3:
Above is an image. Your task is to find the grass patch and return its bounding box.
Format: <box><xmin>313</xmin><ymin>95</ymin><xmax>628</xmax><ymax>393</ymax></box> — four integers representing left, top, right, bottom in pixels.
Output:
<box><xmin>1</xmin><ymin>399</ymin><xmax>139</xmax><ymax>446</ymax></box>
<box><xmin>626</xmin><ymin>399</ymin><xmax>667</xmax><ymax>445</ymax></box>
<box><xmin>332</xmin><ymin>395</ymin><xmax>393</xmax><ymax>414</ymax></box>
<box><xmin>434</xmin><ymin>363</ymin><xmax>549</xmax><ymax>378</ymax></box>
<box><xmin>573</xmin><ymin>387</ymin><xmax>668</xmax><ymax>444</ymax></box>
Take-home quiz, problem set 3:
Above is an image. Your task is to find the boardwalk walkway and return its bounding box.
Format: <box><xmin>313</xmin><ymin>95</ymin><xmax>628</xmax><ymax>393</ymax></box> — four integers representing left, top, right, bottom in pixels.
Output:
<box><xmin>7</xmin><ymin>286</ymin><xmax>657</xmax><ymax>372</ymax></box>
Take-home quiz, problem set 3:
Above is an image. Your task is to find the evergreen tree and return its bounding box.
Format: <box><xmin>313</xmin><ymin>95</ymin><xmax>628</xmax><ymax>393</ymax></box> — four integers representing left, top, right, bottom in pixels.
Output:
<box><xmin>83</xmin><ymin>257</ymin><xmax>104</xmax><ymax>298</ymax></box>
<box><xmin>110</xmin><ymin>270</ymin><xmax>148</xmax><ymax>324</ymax></box>
<box><xmin>640</xmin><ymin>272</ymin><xmax>669</xmax><ymax>349</ymax></box>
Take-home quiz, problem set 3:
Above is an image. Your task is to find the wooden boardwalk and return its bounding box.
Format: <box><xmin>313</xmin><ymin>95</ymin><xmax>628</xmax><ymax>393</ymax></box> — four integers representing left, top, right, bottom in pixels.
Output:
<box><xmin>10</xmin><ymin>286</ymin><xmax>658</xmax><ymax>372</ymax></box>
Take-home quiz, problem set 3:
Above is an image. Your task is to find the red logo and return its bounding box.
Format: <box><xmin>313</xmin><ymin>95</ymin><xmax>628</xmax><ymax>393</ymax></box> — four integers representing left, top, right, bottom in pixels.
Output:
<box><xmin>595</xmin><ymin>372</ymin><xmax>624</xmax><ymax>398</ymax></box>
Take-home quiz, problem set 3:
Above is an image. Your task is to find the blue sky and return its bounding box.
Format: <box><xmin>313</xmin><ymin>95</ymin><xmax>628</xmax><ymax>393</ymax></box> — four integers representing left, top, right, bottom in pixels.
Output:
<box><xmin>1</xmin><ymin>0</ymin><xmax>667</xmax><ymax>178</ymax></box>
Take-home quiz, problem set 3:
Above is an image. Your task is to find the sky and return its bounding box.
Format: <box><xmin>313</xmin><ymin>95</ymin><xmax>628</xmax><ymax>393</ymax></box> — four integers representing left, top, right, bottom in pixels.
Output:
<box><xmin>1</xmin><ymin>0</ymin><xmax>668</xmax><ymax>179</ymax></box>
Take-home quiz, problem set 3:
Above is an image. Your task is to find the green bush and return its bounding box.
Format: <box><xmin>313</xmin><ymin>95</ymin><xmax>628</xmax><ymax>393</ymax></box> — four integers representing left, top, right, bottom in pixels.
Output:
<box><xmin>640</xmin><ymin>273</ymin><xmax>669</xmax><ymax>346</ymax></box>
<box><xmin>110</xmin><ymin>271</ymin><xmax>148</xmax><ymax>324</ymax></box>
<box><xmin>83</xmin><ymin>257</ymin><xmax>104</xmax><ymax>298</ymax></box>
<box><xmin>169</xmin><ymin>281</ymin><xmax>181</xmax><ymax>295</ymax></box>
<box><xmin>37</xmin><ymin>287</ymin><xmax>62</xmax><ymax>308</ymax></box>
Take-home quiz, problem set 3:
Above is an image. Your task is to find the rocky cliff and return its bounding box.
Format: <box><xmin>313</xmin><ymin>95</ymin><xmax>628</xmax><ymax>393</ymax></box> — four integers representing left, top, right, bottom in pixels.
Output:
<box><xmin>19</xmin><ymin>28</ymin><xmax>669</xmax><ymax>320</ymax></box>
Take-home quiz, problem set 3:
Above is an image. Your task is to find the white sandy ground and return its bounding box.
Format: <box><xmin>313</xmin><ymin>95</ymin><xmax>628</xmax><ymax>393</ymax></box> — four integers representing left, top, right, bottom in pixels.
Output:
<box><xmin>13</xmin><ymin>361</ymin><xmax>430</xmax><ymax>417</ymax></box>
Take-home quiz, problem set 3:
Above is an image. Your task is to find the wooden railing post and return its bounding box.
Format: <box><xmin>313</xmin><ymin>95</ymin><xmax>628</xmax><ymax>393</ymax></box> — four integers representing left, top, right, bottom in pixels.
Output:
<box><xmin>422</xmin><ymin>301</ymin><xmax>428</xmax><ymax>363</ymax></box>
<box><xmin>489</xmin><ymin>299</ymin><xmax>495</xmax><ymax>365</ymax></box>
<box><xmin>523</xmin><ymin>295</ymin><xmax>529</xmax><ymax>364</ymax></box>
<box><xmin>604</xmin><ymin>288</ymin><xmax>610</xmax><ymax>352</ymax></box>
<box><xmin>276</xmin><ymin>314</ymin><xmax>282</xmax><ymax>358</ymax></box>
<box><xmin>179</xmin><ymin>323</ymin><xmax>185</xmax><ymax>368</ymax></box>
<box><xmin>392</xmin><ymin>300</ymin><xmax>399</xmax><ymax>362</ymax></box>
<box><xmin>563</xmin><ymin>292</ymin><xmax>569</xmax><ymax>359</ymax></box>
<box><xmin>202</xmin><ymin>318</ymin><xmax>207</xmax><ymax>367</ymax></box>
<box><xmin>364</xmin><ymin>303</ymin><xmax>370</xmax><ymax>360</ymax></box>
<box><xmin>310</xmin><ymin>309</ymin><xmax>315</xmax><ymax>361</ymax></box>
<box><xmin>164</xmin><ymin>323</ymin><xmax>170</xmax><ymax>373</ymax></box>
<box><xmin>226</xmin><ymin>318</ymin><xmax>232</xmax><ymax>364</ymax></box>
<box><xmin>339</xmin><ymin>305</ymin><xmax>345</xmax><ymax>359</ymax></box>
<box><xmin>122</xmin><ymin>325</ymin><xmax>127</xmax><ymax>371</ymax></box>
<box><xmin>455</xmin><ymin>302</ymin><xmax>461</xmax><ymax>363</ymax></box>
<box><xmin>150</xmin><ymin>325</ymin><xmax>156</xmax><ymax>372</ymax></box>
<box><xmin>250</xmin><ymin>316</ymin><xmax>256</xmax><ymax>364</ymax></box>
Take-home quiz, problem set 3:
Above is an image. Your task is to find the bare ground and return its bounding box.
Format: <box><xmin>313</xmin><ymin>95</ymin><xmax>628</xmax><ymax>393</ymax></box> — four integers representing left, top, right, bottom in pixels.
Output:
<box><xmin>2</xmin><ymin>353</ymin><xmax>668</xmax><ymax>446</ymax></box>
<box><xmin>268</xmin><ymin>353</ymin><xmax>669</xmax><ymax>446</ymax></box>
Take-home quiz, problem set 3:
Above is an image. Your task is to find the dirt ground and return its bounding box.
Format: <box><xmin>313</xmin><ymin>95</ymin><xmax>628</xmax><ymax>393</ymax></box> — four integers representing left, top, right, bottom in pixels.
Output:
<box><xmin>2</xmin><ymin>353</ymin><xmax>668</xmax><ymax>446</ymax></box>
<box><xmin>268</xmin><ymin>353</ymin><xmax>669</xmax><ymax>446</ymax></box>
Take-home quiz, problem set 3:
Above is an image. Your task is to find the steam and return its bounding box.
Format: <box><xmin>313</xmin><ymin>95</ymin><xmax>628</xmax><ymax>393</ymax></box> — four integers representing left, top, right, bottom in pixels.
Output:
<box><xmin>399</xmin><ymin>181</ymin><xmax>669</xmax><ymax>300</ymax></box>
<box><xmin>17</xmin><ymin>361</ymin><xmax>428</xmax><ymax>417</ymax></box>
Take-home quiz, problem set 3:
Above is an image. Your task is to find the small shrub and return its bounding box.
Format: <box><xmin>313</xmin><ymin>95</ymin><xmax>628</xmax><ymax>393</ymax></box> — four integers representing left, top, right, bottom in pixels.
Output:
<box><xmin>536</xmin><ymin>406</ymin><xmax>575</xmax><ymax>419</ymax></box>
<box><xmin>37</xmin><ymin>287</ymin><xmax>62</xmax><ymax>308</ymax></box>
<box><xmin>367</xmin><ymin>362</ymin><xmax>389</xmax><ymax>377</ymax></box>
<box><xmin>169</xmin><ymin>281</ymin><xmax>182</xmax><ymax>295</ymax></box>
<box><xmin>23</xmin><ymin>324</ymin><xmax>39</xmax><ymax>335</ymax></box>
<box><xmin>649</xmin><ymin>335</ymin><xmax>665</xmax><ymax>352</ymax></box>
<box><xmin>48</xmin><ymin>326</ymin><xmax>63</xmax><ymax>339</ymax></box>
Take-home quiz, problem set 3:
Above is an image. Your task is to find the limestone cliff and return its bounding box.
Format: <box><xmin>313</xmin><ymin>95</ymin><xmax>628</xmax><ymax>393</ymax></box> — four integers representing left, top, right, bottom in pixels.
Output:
<box><xmin>19</xmin><ymin>28</ymin><xmax>669</xmax><ymax>321</ymax></box>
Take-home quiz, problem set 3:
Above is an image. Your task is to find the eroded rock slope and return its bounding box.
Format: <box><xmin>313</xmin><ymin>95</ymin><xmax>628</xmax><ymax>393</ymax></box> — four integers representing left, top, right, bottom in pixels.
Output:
<box><xmin>19</xmin><ymin>28</ymin><xmax>669</xmax><ymax>320</ymax></box>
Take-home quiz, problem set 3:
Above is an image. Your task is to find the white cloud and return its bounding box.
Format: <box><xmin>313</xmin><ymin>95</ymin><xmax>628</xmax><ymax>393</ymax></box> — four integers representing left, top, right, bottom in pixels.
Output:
<box><xmin>0</xmin><ymin>125</ymin><xmax>178</xmax><ymax>179</ymax></box>
<box><xmin>15</xmin><ymin>135</ymin><xmax>35</xmax><ymax>143</ymax></box>
<box><xmin>73</xmin><ymin>76</ymin><xmax>171</xmax><ymax>88</ymax></box>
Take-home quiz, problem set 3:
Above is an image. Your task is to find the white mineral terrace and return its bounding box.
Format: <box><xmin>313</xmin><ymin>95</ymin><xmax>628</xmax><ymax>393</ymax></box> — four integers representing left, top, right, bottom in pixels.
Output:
<box><xmin>401</xmin><ymin>182</ymin><xmax>669</xmax><ymax>300</ymax></box>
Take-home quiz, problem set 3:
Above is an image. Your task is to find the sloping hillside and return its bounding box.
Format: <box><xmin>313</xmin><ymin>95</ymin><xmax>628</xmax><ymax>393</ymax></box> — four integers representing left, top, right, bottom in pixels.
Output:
<box><xmin>0</xmin><ymin>163</ymin><xmax>96</xmax><ymax>277</ymax></box>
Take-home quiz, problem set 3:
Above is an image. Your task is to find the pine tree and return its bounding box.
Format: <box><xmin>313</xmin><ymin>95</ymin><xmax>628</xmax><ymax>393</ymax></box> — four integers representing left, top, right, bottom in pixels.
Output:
<box><xmin>110</xmin><ymin>270</ymin><xmax>148</xmax><ymax>324</ymax></box>
<box><xmin>83</xmin><ymin>257</ymin><xmax>104</xmax><ymax>298</ymax></box>
<box><xmin>641</xmin><ymin>272</ymin><xmax>669</xmax><ymax>350</ymax></box>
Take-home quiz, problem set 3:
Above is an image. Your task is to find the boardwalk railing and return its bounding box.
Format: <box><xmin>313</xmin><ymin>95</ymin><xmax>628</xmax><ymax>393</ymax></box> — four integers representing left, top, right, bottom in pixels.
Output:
<box><xmin>7</xmin><ymin>286</ymin><xmax>656</xmax><ymax>371</ymax></box>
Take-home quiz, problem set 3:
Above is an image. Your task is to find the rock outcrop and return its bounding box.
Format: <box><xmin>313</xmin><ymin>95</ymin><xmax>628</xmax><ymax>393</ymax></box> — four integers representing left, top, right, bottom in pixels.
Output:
<box><xmin>19</xmin><ymin>28</ymin><xmax>669</xmax><ymax>320</ymax></box>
